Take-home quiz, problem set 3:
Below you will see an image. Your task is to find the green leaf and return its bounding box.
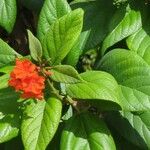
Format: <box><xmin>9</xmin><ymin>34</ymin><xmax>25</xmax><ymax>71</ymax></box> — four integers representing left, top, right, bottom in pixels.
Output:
<box><xmin>101</xmin><ymin>3</ymin><xmax>142</xmax><ymax>55</ymax></box>
<box><xmin>37</xmin><ymin>0</ymin><xmax>71</xmax><ymax>41</ymax></box>
<box><xmin>63</xmin><ymin>39</ymin><xmax>81</xmax><ymax>66</ymax></box>
<box><xmin>0</xmin><ymin>87</ymin><xmax>20</xmax><ymax>114</ymax></box>
<box><xmin>106</xmin><ymin>111</ymin><xmax>150</xmax><ymax>149</ymax></box>
<box><xmin>43</xmin><ymin>8</ymin><xmax>84</xmax><ymax>65</ymax></box>
<box><xmin>71</xmin><ymin>0</ymin><xmax>116</xmax><ymax>52</ymax></box>
<box><xmin>62</xmin><ymin>105</ymin><xmax>73</xmax><ymax>121</ymax></box>
<box><xmin>0</xmin><ymin>39</ymin><xmax>21</xmax><ymax>67</ymax></box>
<box><xmin>64</xmin><ymin>0</ymin><xmax>116</xmax><ymax>65</ymax></box>
<box><xmin>99</xmin><ymin>49</ymin><xmax>150</xmax><ymax>111</ymax></box>
<box><xmin>21</xmin><ymin>97</ymin><xmax>62</xmax><ymax>150</ymax></box>
<box><xmin>50</xmin><ymin>65</ymin><xmax>82</xmax><ymax>83</ymax></box>
<box><xmin>60</xmin><ymin>113</ymin><xmax>116</xmax><ymax>150</ymax></box>
<box><xmin>126</xmin><ymin>26</ymin><xmax>150</xmax><ymax>65</ymax></box>
<box><xmin>47</xmin><ymin>122</ymin><xmax>64</xmax><ymax>150</ymax></box>
<box><xmin>108</xmin><ymin>120</ymin><xmax>141</xmax><ymax>150</ymax></box>
<box><xmin>27</xmin><ymin>30</ymin><xmax>42</xmax><ymax>61</ymax></box>
<box><xmin>66</xmin><ymin>71</ymin><xmax>121</xmax><ymax>110</ymax></box>
<box><xmin>0</xmin><ymin>0</ymin><xmax>17</xmax><ymax>33</ymax></box>
<box><xmin>0</xmin><ymin>114</ymin><xmax>20</xmax><ymax>143</ymax></box>
<box><xmin>0</xmin><ymin>74</ymin><xmax>9</xmax><ymax>90</ymax></box>
<box><xmin>0</xmin><ymin>66</ymin><xmax>14</xmax><ymax>74</ymax></box>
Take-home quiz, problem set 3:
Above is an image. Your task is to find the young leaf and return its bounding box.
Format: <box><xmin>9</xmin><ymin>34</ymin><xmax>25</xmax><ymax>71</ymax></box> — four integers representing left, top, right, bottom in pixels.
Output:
<box><xmin>37</xmin><ymin>0</ymin><xmax>71</xmax><ymax>41</ymax></box>
<box><xmin>43</xmin><ymin>8</ymin><xmax>84</xmax><ymax>65</ymax></box>
<box><xmin>50</xmin><ymin>65</ymin><xmax>82</xmax><ymax>83</ymax></box>
<box><xmin>0</xmin><ymin>66</ymin><xmax>14</xmax><ymax>74</ymax></box>
<box><xmin>0</xmin><ymin>39</ymin><xmax>21</xmax><ymax>67</ymax></box>
<box><xmin>99</xmin><ymin>49</ymin><xmax>150</xmax><ymax>111</ymax></box>
<box><xmin>66</xmin><ymin>71</ymin><xmax>121</xmax><ymax>110</ymax></box>
<box><xmin>0</xmin><ymin>114</ymin><xmax>20</xmax><ymax>143</ymax></box>
<box><xmin>60</xmin><ymin>113</ymin><xmax>116</xmax><ymax>150</ymax></box>
<box><xmin>21</xmin><ymin>97</ymin><xmax>62</xmax><ymax>150</ymax></box>
<box><xmin>106</xmin><ymin>111</ymin><xmax>150</xmax><ymax>149</ymax></box>
<box><xmin>101</xmin><ymin>3</ymin><xmax>142</xmax><ymax>55</ymax></box>
<box><xmin>0</xmin><ymin>74</ymin><xmax>9</xmax><ymax>90</ymax></box>
<box><xmin>27</xmin><ymin>30</ymin><xmax>42</xmax><ymax>61</ymax></box>
<box><xmin>0</xmin><ymin>0</ymin><xmax>17</xmax><ymax>33</ymax></box>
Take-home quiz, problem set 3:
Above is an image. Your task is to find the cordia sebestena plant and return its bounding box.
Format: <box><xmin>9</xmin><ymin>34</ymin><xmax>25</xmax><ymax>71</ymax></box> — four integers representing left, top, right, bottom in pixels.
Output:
<box><xmin>0</xmin><ymin>0</ymin><xmax>150</xmax><ymax>149</ymax></box>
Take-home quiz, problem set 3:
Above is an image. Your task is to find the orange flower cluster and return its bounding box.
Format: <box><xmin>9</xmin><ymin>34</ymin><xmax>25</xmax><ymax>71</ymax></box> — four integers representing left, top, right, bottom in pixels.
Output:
<box><xmin>9</xmin><ymin>59</ymin><xmax>45</xmax><ymax>100</ymax></box>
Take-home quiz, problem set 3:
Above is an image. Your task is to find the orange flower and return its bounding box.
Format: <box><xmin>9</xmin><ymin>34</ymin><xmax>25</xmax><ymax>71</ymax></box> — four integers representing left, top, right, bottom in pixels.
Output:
<box><xmin>9</xmin><ymin>59</ymin><xmax>46</xmax><ymax>100</ymax></box>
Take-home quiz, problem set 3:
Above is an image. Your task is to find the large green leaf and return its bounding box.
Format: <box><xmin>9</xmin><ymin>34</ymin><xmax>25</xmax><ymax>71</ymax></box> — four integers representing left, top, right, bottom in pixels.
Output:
<box><xmin>101</xmin><ymin>3</ymin><xmax>142</xmax><ymax>55</ymax></box>
<box><xmin>50</xmin><ymin>65</ymin><xmax>82</xmax><ymax>83</ymax></box>
<box><xmin>64</xmin><ymin>28</ymin><xmax>95</xmax><ymax>66</ymax></box>
<box><xmin>60</xmin><ymin>113</ymin><xmax>116</xmax><ymax>150</ymax></box>
<box><xmin>66</xmin><ymin>71</ymin><xmax>121</xmax><ymax>110</ymax></box>
<box><xmin>64</xmin><ymin>0</ymin><xmax>116</xmax><ymax>65</ymax></box>
<box><xmin>21</xmin><ymin>97</ymin><xmax>62</xmax><ymax>150</ymax></box>
<box><xmin>0</xmin><ymin>0</ymin><xmax>17</xmax><ymax>33</ymax></box>
<box><xmin>37</xmin><ymin>0</ymin><xmax>71</xmax><ymax>41</ymax></box>
<box><xmin>27</xmin><ymin>30</ymin><xmax>42</xmax><ymax>61</ymax></box>
<box><xmin>106</xmin><ymin>111</ymin><xmax>150</xmax><ymax>149</ymax></box>
<box><xmin>0</xmin><ymin>39</ymin><xmax>21</xmax><ymax>67</ymax></box>
<box><xmin>99</xmin><ymin>49</ymin><xmax>150</xmax><ymax>111</ymax></box>
<box><xmin>46</xmin><ymin>122</ymin><xmax>64</xmax><ymax>150</ymax></box>
<box><xmin>108</xmin><ymin>120</ymin><xmax>141</xmax><ymax>150</ymax></box>
<box><xmin>0</xmin><ymin>87</ymin><xmax>20</xmax><ymax>114</ymax></box>
<box><xmin>43</xmin><ymin>9</ymin><xmax>83</xmax><ymax>65</ymax></box>
<box><xmin>63</xmin><ymin>39</ymin><xmax>82</xmax><ymax>66</ymax></box>
<box><xmin>126</xmin><ymin>26</ymin><xmax>150</xmax><ymax>65</ymax></box>
<box><xmin>71</xmin><ymin>0</ymin><xmax>116</xmax><ymax>52</ymax></box>
<box><xmin>0</xmin><ymin>114</ymin><xmax>20</xmax><ymax>143</ymax></box>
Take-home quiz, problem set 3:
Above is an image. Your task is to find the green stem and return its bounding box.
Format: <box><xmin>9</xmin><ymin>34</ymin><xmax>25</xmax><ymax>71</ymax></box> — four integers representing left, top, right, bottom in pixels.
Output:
<box><xmin>47</xmin><ymin>79</ymin><xmax>80</xmax><ymax>113</ymax></box>
<box><xmin>45</xmin><ymin>66</ymin><xmax>53</xmax><ymax>69</ymax></box>
<box><xmin>66</xmin><ymin>96</ymin><xmax>80</xmax><ymax>113</ymax></box>
<box><xmin>47</xmin><ymin>79</ymin><xmax>63</xmax><ymax>100</ymax></box>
